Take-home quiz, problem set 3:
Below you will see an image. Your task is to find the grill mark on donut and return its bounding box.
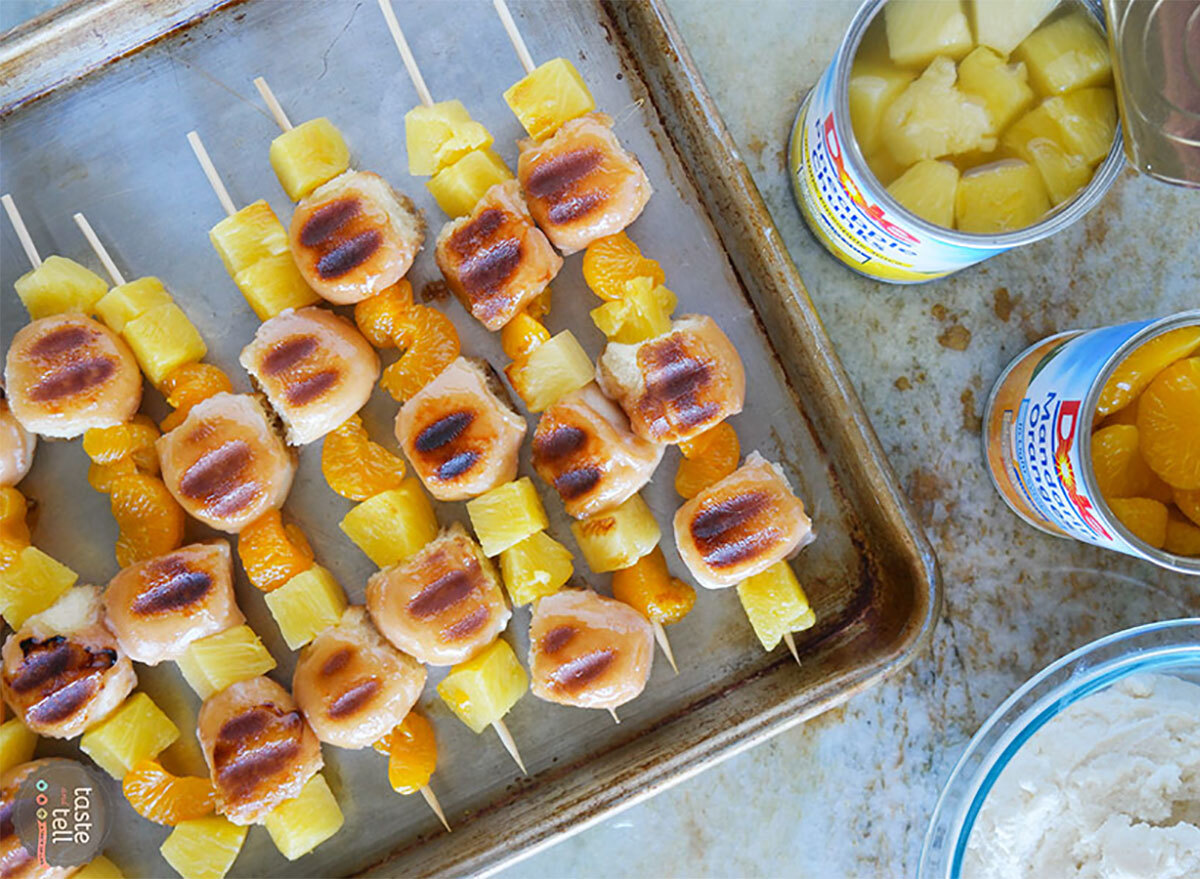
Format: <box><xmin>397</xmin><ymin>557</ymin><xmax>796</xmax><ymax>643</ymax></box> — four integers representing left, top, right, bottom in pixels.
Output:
<box><xmin>415</xmin><ymin>411</ymin><xmax>474</xmax><ymax>452</ymax></box>
<box><xmin>25</xmin><ymin>678</ymin><xmax>99</xmax><ymax>726</ymax></box>
<box><xmin>637</xmin><ymin>337</ymin><xmax>720</xmax><ymax>437</ymax></box>
<box><xmin>213</xmin><ymin>705</ymin><xmax>304</xmax><ymax>798</ymax></box>
<box><xmin>441</xmin><ymin>605</ymin><xmax>489</xmax><ymax>641</ymax></box>
<box><xmin>29</xmin><ymin>358</ymin><xmax>116</xmax><ymax>401</ymax></box>
<box><xmin>554</xmin><ymin>467</ymin><xmax>602</xmax><ymax>499</ymax></box>
<box><xmin>300</xmin><ymin>198</ymin><xmax>360</xmax><ymax>247</ymax></box>
<box><xmin>449</xmin><ymin>209</ymin><xmax>506</xmax><ymax>257</ymax></box>
<box><xmin>262</xmin><ymin>336</ymin><xmax>318</xmax><ymax>376</ymax></box>
<box><xmin>533</xmin><ymin>425</ymin><xmax>586</xmax><ymax>461</ymax></box>
<box><xmin>436</xmin><ymin>451</ymin><xmax>479</xmax><ymax>481</ymax></box>
<box><xmin>690</xmin><ymin>491</ymin><xmax>775</xmax><ymax>568</ymax></box>
<box><xmin>541</xmin><ymin>625</ymin><xmax>575</xmax><ymax>655</ymax></box>
<box><xmin>29</xmin><ymin>326</ymin><xmax>92</xmax><ymax>358</ymax></box>
<box><xmin>131</xmin><ymin>558</ymin><xmax>213</xmax><ymax>616</ymax></box>
<box><xmin>549</xmin><ymin>648</ymin><xmax>615</xmax><ymax>692</ymax></box>
<box><xmin>284</xmin><ymin>370</ymin><xmax>338</xmax><ymax>406</ymax></box>
<box><xmin>547</xmin><ymin>190</ymin><xmax>606</xmax><ymax>225</ymax></box>
<box><xmin>179</xmin><ymin>440</ymin><xmax>257</xmax><ymax>514</ymax></box>
<box><xmin>320</xmin><ymin>647</ymin><xmax>353</xmax><ymax>677</ymax></box>
<box><xmin>459</xmin><ymin>239</ymin><xmax>522</xmax><ymax>300</ymax></box>
<box><xmin>316</xmin><ymin>230</ymin><xmax>382</xmax><ymax>279</ymax></box>
<box><xmin>327</xmin><ymin>679</ymin><xmax>381</xmax><ymax>719</ymax></box>
<box><xmin>525</xmin><ymin>148</ymin><xmax>603</xmax><ymax>199</ymax></box>
<box><xmin>407</xmin><ymin>565</ymin><xmax>477</xmax><ymax>619</ymax></box>
<box><xmin>10</xmin><ymin>637</ymin><xmax>118</xmax><ymax>725</ymax></box>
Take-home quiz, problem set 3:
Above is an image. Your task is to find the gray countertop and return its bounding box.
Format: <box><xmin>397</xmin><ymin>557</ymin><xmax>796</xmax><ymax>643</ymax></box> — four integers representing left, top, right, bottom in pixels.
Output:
<box><xmin>502</xmin><ymin>1</ymin><xmax>1200</xmax><ymax>876</ymax></box>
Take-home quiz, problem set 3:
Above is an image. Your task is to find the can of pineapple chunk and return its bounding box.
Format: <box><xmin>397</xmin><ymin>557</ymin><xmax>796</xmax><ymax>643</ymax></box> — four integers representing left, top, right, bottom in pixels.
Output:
<box><xmin>789</xmin><ymin>0</ymin><xmax>1125</xmax><ymax>283</ymax></box>
<box><xmin>983</xmin><ymin>310</ymin><xmax>1200</xmax><ymax>575</ymax></box>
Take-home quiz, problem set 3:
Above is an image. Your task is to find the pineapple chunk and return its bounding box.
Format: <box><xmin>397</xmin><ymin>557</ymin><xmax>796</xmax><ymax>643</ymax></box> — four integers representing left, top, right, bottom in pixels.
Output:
<box><xmin>209</xmin><ymin>200</ymin><xmax>288</xmax><ymax>274</ymax></box>
<box><xmin>437</xmin><ymin>638</ymin><xmax>528</xmax><ymax>733</ymax></box>
<box><xmin>1015</xmin><ymin>11</ymin><xmax>1111</xmax><ymax>96</ymax></box>
<box><xmin>95</xmin><ymin>276</ymin><xmax>173</xmax><ymax>334</ymax></box>
<box><xmin>160</xmin><ymin>816</ymin><xmax>247</xmax><ymax>879</ymax></box>
<box><xmin>0</xmin><ymin>718</ymin><xmax>37</xmax><ymax>776</ymax></box>
<box><xmin>955</xmin><ymin>159</ymin><xmax>1050</xmax><ymax>233</ymax></box>
<box><xmin>80</xmin><ymin>692</ymin><xmax>179</xmax><ymax>778</ymax></box>
<box><xmin>499</xmin><ymin>529</ymin><xmax>574</xmax><ymax>606</ymax></box>
<box><xmin>232</xmin><ymin>251</ymin><xmax>320</xmax><ymax>320</ymax></box>
<box><xmin>505</xmin><ymin>330</ymin><xmax>594</xmax><ymax>412</ymax></box>
<box><xmin>884</xmin><ymin>0</ymin><xmax>973</xmax><ymax>68</ymax></box>
<box><xmin>0</xmin><ymin>546</ymin><xmax>77</xmax><ymax>629</ymax></box>
<box><xmin>74</xmin><ymin>855</ymin><xmax>125</xmax><ymax>879</ymax></box>
<box><xmin>122</xmin><ymin>302</ymin><xmax>207</xmax><ymax>387</ymax></box>
<box><xmin>264</xmin><ymin>564</ymin><xmax>348</xmax><ymax>649</ymax></box>
<box><xmin>467</xmin><ymin>477</ymin><xmax>549</xmax><ymax>557</ymax></box>
<box><xmin>864</xmin><ymin>148</ymin><xmax>909</xmax><ymax>186</ymax></box>
<box><xmin>426</xmin><ymin>148</ymin><xmax>514</xmax><ymax>218</ymax></box>
<box><xmin>957</xmin><ymin>47</ymin><xmax>1035</xmax><ymax>134</ymax></box>
<box><xmin>971</xmin><ymin>0</ymin><xmax>1060</xmax><ymax>56</ymax></box>
<box><xmin>881</xmin><ymin>57</ymin><xmax>996</xmax><ymax>166</ymax></box>
<box><xmin>1042</xmin><ymin>88</ymin><xmax>1116</xmax><ymax>165</ymax></box>
<box><xmin>340</xmin><ymin>480</ymin><xmax>438</xmax><ymax>567</ymax></box>
<box><xmin>590</xmin><ymin>278</ymin><xmax>677</xmax><ymax>343</ymax></box>
<box><xmin>504</xmin><ymin>57</ymin><xmax>596</xmax><ymax>141</ymax></box>
<box><xmin>176</xmin><ymin>624</ymin><xmax>276</xmax><ymax>699</ymax></box>
<box><xmin>736</xmin><ymin>560</ymin><xmax>816</xmax><ymax>651</ymax></box>
<box><xmin>849</xmin><ymin>49</ymin><xmax>917</xmax><ymax>157</ymax></box>
<box><xmin>14</xmin><ymin>255</ymin><xmax>108</xmax><ymax>319</ymax></box>
<box><xmin>570</xmin><ymin>493</ymin><xmax>661</xmax><ymax>573</ymax></box>
<box><xmin>270</xmin><ymin>117</ymin><xmax>351</xmax><ymax>201</ymax></box>
<box><xmin>1021</xmin><ymin>138</ymin><xmax>1092</xmax><ymax>205</ymax></box>
<box><xmin>405</xmin><ymin>100</ymin><xmax>493</xmax><ymax>176</ymax></box>
<box><xmin>886</xmin><ymin>159</ymin><xmax>959</xmax><ymax>227</ymax></box>
<box><xmin>263</xmin><ymin>773</ymin><xmax>344</xmax><ymax>860</ymax></box>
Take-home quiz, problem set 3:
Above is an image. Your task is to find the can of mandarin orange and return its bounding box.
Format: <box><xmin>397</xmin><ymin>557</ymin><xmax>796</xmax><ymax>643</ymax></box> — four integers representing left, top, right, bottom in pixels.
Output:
<box><xmin>983</xmin><ymin>310</ymin><xmax>1200</xmax><ymax>574</ymax></box>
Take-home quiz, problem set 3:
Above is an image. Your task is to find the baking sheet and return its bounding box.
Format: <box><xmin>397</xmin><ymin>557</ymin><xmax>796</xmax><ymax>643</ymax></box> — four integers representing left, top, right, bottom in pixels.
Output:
<box><xmin>0</xmin><ymin>1</ymin><xmax>939</xmax><ymax>876</ymax></box>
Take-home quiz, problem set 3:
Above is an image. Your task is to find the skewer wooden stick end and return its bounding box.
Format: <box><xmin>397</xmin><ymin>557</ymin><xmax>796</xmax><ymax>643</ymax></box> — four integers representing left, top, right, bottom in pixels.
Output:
<box><xmin>252</xmin><ymin>76</ymin><xmax>293</xmax><ymax>132</ymax></box>
<box><xmin>492</xmin><ymin>0</ymin><xmax>536</xmax><ymax>75</ymax></box>
<box><xmin>377</xmin><ymin>0</ymin><xmax>435</xmax><ymax>107</ymax></box>
<box><xmin>491</xmin><ymin>718</ymin><xmax>527</xmax><ymax>775</ymax></box>
<box><xmin>2</xmin><ymin>193</ymin><xmax>42</xmax><ymax>269</ymax></box>
<box><xmin>651</xmin><ymin>621</ymin><xmax>679</xmax><ymax>674</ymax></box>
<box><xmin>782</xmin><ymin>631</ymin><xmax>801</xmax><ymax>667</ymax></box>
<box><xmin>186</xmin><ymin>130</ymin><xmax>238</xmax><ymax>218</ymax></box>
<box><xmin>419</xmin><ymin>785</ymin><xmax>452</xmax><ymax>833</ymax></box>
<box><xmin>607</xmin><ymin>707</ymin><xmax>620</xmax><ymax>725</ymax></box>
<box><xmin>72</xmin><ymin>212</ymin><xmax>126</xmax><ymax>287</ymax></box>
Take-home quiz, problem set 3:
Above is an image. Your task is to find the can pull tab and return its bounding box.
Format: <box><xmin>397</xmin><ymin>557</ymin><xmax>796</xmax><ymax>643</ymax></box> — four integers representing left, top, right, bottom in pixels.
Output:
<box><xmin>1103</xmin><ymin>0</ymin><xmax>1200</xmax><ymax>188</ymax></box>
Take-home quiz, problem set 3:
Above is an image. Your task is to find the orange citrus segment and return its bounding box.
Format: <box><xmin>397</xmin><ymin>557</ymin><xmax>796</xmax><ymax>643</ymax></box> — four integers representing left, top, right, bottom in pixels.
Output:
<box><xmin>582</xmin><ymin>232</ymin><xmax>666</xmax><ymax>301</ymax></box>
<box><xmin>0</xmin><ymin>487</ymin><xmax>30</xmax><ymax>569</ymax></box>
<box><xmin>1136</xmin><ymin>357</ymin><xmax>1200</xmax><ymax>490</ymax></box>
<box><xmin>381</xmin><ymin>305</ymin><xmax>460</xmax><ymax>402</ymax></box>
<box><xmin>321</xmin><ymin>414</ymin><xmax>407</xmax><ymax>501</ymax></box>
<box><xmin>237</xmin><ymin>509</ymin><xmax>315</xmax><ymax>593</ymax></box>
<box><xmin>1106</xmin><ymin>496</ymin><xmax>1169</xmax><ymax>549</ymax></box>
<box><xmin>123</xmin><ymin>759</ymin><xmax>216</xmax><ymax>826</ymax></box>
<box><xmin>611</xmin><ymin>546</ymin><xmax>697</xmax><ymax>625</ymax></box>
<box><xmin>501</xmin><ymin>312</ymin><xmax>551</xmax><ymax>362</ymax></box>
<box><xmin>381</xmin><ymin>711</ymin><xmax>438</xmax><ymax>795</ymax></box>
<box><xmin>527</xmin><ymin>285</ymin><xmax>552</xmax><ymax>320</ymax></box>
<box><xmin>110</xmin><ymin>473</ymin><xmax>186</xmax><ymax>568</ymax></box>
<box><xmin>83</xmin><ymin>416</ymin><xmax>161</xmax><ymax>473</ymax></box>
<box><xmin>88</xmin><ymin>458</ymin><xmax>138</xmax><ymax>494</ymax></box>
<box><xmin>1089</xmin><ymin>424</ymin><xmax>1172</xmax><ymax>503</ymax></box>
<box><xmin>161</xmin><ymin>363</ymin><xmax>233</xmax><ymax>432</ymax></box>
<box><xmin>1174</xmin><ymin>488</ymin><xmax>1200</xmax><ymax>528</ymax></box>
<box><xmin>1164</xmin><ymin>513</ymin><xmax>1200</xmax><ymax>557</ymax></box>
<box><xmin>675</xmin><ymin>422</ymin><xmax>740</xmax><ymax>498</ymax></box>
<box><xmin>354</xmin><ymin>280</ymin><xmax>415</xmax><ymax>349</ymax></box>
<box><xmin>1097</xmin><ymin>326</ymin><xmax>1200</xmax><ymax>416</ymax></box>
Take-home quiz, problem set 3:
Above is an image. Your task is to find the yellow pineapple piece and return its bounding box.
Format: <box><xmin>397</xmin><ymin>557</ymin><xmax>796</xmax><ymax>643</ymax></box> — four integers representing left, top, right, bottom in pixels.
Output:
<box><xmin>0</xmin><ymin>718</ymin><xmax>37</xmax><ymax>776</ymax></box>
<box><xmin>1016</xmin><ymin>11</ymin><xmax>1112</xmax><ymax>96</ymax></box>
<box><xmin>426</xmin><ymin>148</ymin><xmax>514</xmax><ymax>218</ymax></box>
<box><xmin>0</xmin><ymin>546</ymin><xmax>77</xmax><ymax>629</ymax></box>
<box><xmin>590</xmin><ymin>278</ymin><xmax>677</xmax><ymax>343</ymax></box>
<box><xmin>209</xmin><ymin>200</ymin><xmax>288</xmax><ymax>274</ymax></box>
<box><xmin>881</xmin><ymin>57</ymin><xmax>996</xmax><ymax>166</ymax></box>
<box><xmin>865</xmin><ymin>148</ymin><xmax>909</xmax><ymax>186</ymax></box>
<box><xmin>957</xmin><ymin>47</ymin><xmax>1035</xmax><ymax>135</ymax></box>
<box><xmin>160</xmin><ymin>816</ymin><xmax>247</xmax><ymax>879</ymax></box>
<box><xmin>176</xmin><ymin>625</ymin><xmax>276</xmax><ymax>699</ymax></box>
<box><xmin>233</xmin><ymin>251</ymin><xmax>320</xmax><ymax>320</ymax></box>
<box><xmin>971</xmin><ymin>0</ymin><xmax>1060</xmax><ymax>56</ymax></box>
<box><xmin>467</xmin><ymin>477</ymin><xmax>549</xmax><ymax>557</ymax></box>
<box><xmin>1042</xmin><ymin>88</ymin><xmax>1116</xmax><ymax>166</ymax></box>
<box><xmin>270</xmin><ymin>117</ymin><xmax>351</xmax><ymax>201</ymax></box>
<box><xmin>499</xmin><ymin>529</ymin><xmax>574</xmax><ymax>606</ymax></box>
<box><xmin>884</xmin><ymin>0</ymin><xmax>973</xmax><ymax>68</ymax></box>
<box><xmin>504</xmin><ymin>57</ymin><xmax>596</xmax><ymax>141</ymax></box>
<box><xmin>80</xmin><ymin>692</ymin><xmax>179</xmax><ymax>779</ymax></box>
<box><xmin>95</xmin><ymin>276</ymin><xmax>173</xmax><ymax>334</ymax></box>
<box><xmin>339</xmin><ymin>479</ymin><xmax>438</xmax><ymax>567</ymax></box>
<box><xmin>849</xmin><ymin>28</ymin><xmax>917</xmax><ymax>156</ymax></box>
<box><xmin>570</xmin><ymin>493</ymin><xmax>661</xmax><ymax>573</ymax></box>
<box><xmin>505</xmin><ymin>330</ymin><xmax>594</xmax><ymax>412</ymax></box>
<box><xmin>74</xmin><ymin>855</ymin><xmax>125</xmax><ymax>879</ymax></box>
<box><xmin>405</xmin><ymin>100</ymin><xmax>493</xmax><ymax>176</ymax></box>
<box><xmin>14</xmin><ymin>255</ymin><xmax>108</xmax><ymax>319</ymax></box>
<box><xmin>886</xmin><ymin>159</ymin><xmax>959</xmax><ymax>227</ymax></box>
<box><xmin>736</xmin><ymin>560</ymin><xmax>816</xmax><ymax>651</ymax></box>
<box><xmin>263</xmin><ymin>773</ymin><xmax>344</xmax><ymax>860</ymax></box>
<box><xmin>264</xmin><ymin>564</ymin><xmax>348</xmax><ymax>650</ymax></box>
<box><xmin>1003</xmin><ymin>102</ymin><xmax>1091</xmax><ymax>203</ymax></box>
<box><xmin>955</xmin><ymin>160</ymin><xmax>1050</xmax><ymax>233</ymax></box>
<box><xmin>437</xmin><ymin>638</ymin><xmax>527</xmax><ymax>733</ymax></box>
<box><xmin>122</xmin><ymin>303</ymin><xmax>207</xmax><ymax>387</ymax></box>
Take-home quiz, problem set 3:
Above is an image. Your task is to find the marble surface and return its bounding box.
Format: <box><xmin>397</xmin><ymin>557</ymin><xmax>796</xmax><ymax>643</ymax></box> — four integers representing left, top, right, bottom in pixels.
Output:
<box><xmin>501</xmin><ymin>1</ymin><xmax>1200</xmax><ymax>877</ymax></box>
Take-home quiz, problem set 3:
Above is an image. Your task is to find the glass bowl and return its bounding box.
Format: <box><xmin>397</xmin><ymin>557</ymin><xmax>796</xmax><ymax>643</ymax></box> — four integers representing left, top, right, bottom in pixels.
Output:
<box><xmin>919</xmin><ymin>618</ymin><xmax>1200</xmax><ymax>878</ymax></box>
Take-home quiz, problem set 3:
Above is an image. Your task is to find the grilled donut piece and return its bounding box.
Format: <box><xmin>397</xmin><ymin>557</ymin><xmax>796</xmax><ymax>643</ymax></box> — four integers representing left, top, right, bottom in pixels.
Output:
<box><xmin>367</xmin><ymin>523</ymin><xmax>511</xmax><ymax>666</ymax></box>
<box><xmin>197</xmin><ymin>676</ymin><xmax>322</xmax><ymax>826</ymax></box>
<box><xmin>673</xmin><ymin>452</ymin><xmax>813</xmax><ymax>590</ymax></box>
<box><xmin>516</xmin><ymin>113</ymin><xmax>652</xmax><ymax>255</ymax></box>
<box><xmin>292</xmin><ymin>606</ymin><xmax>426</xmax><ymax>750</ymax></box>
<box><xmin>156</xmin><ymin>393</ymin><xmax>296</xmax><ymax>533</ymax></box>
<box><xmin>239</xmin><ymin>307</ymin><xmax>378</xmax><ymax>446</ymax></box>
<box><xmin>435</xmin><ymin>180</ymin><xmax>563</xmax><ymax>330</ymax></box>
<box><xmin>1</xmin><ymin>759</ymin><xmax>87</xmax><ymax>879</ymax></box>
<box><xmin>532</xmin><ymin>383</ymin><xmax>663</xmax><ymax>519</ymax></box>
<box><xmin>0</xmin><ymin>386</ymin><xmax>36</xmax><ymax>487</ymax></box>
<box><xmin>0</xmin><ymin>587</ymin><xmax>135</xmax><ymax>739</ymax></box>
<box><xmin>103</xmin><ymin>541</ymin><xmax>242</xmax><ymax>665</ymax></box>
<box><xmin>3</xmin><ymin>314</ymin><xmax>140</xmax><ymax>439</ymax></box>
<box><xmin>596</xmin><ymin>314</ymin><xmax>745</xmax><ymax>445</ymax></box>
<box><xmin>289</xmin><ymin>171</ymin><xmax>424</xmax><ymax>305</ymax></box>
<box><xmin>528</xmin><ymin>589</ymin><xmax>653</xmax><ymax>711</ymax></box>
<box><xmin>395</xmin><ymin>357</ymin><xmax>526</xmax><ymax>502</ymax></box>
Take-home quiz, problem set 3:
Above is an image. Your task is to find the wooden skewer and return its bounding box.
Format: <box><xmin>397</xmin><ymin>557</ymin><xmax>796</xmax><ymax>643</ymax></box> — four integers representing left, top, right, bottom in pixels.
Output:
<box><xmin>782</xmin><ymin>631</ymin><xmax>801</xmax><ymax>667</ymax></box>
<box><xmin>491</xmin><ymin>718</ymin><xmax>526</xmax><ymax>775</ymax></box>
<box><xmin>2</xmin><ymin>194</ymin><xmax>42</xmax><ymax>268</ymax></box>
<box><xmin>186</xmin><ymin>130</ymin><xmax>238</xmax><ymax>218</ymax></box>
<box><xmin>377</xmin><ymin>0</ymin><xmax>434</xmax><ymax>108</ymax></box>
<box><xmin>253</xmin><ymin>76</ymin><xmax>293</xmax><ymax>131</ymax></box>
<box><xmin>492</xmin><ymin>0</ymin><xmax>536</xmax><ymax>75</ymax></box>
<box><xmin>607</xmin><ymin>707</ymin><xmax>620</xmax><ymax>725</ymax></box>
<box><xmin>419</xmin><ymin>785</ymin><xmax>451</xmax><ymax>833</ymax></box>
<box><xmin>72</xmin><ymin>213</ymin><xmax>127</xmax><ymax>287</ymax></box>
<box><xmin>652</xmin><ymin>621</ymin><xmax>678</xmax><ymax>674</ymax></box>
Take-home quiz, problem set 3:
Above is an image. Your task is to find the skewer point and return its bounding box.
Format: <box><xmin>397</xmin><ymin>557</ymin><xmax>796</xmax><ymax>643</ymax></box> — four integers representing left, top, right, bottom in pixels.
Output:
<box><xmin>782</xmin><ymin>631</ymin><xmax>802</xmax><ymax>667</ymax></box>
<box><xmin>651</xmin><ymin>621</ymin><xmax>679</xmax><ymax>674</ymax></box>
<box><xmin>491</xmin><ymin>718</ymin><xmax>527</xmax><ymax>775</ymax></box>
<box><xmin>2</xmin><ymin>193</ymin><xmax>42</xmax><ymax>269</ymax></box>
<box><xmin>607</xmin><ymin>707</ymin><xmax>621</xmax><ymax>725</ymax></box>
<box><xmin>419</xmin><ymin>785</ymin><xmax>452</xmax><ymax>833</ymax></box>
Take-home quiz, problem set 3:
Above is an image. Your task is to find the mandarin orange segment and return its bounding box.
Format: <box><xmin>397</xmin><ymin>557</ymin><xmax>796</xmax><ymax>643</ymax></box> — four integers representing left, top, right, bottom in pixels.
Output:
<box><xmin>110</xmin><ymin>473</ymin><xmax>187</xmax><ymax>568</ymax></box>
<box><xmin>611</xmin><ymin>546</ymin><xmax>697</xmax><ymax>625</ymax></box>
<box><xmin>123</xmin><ymin>759</ymin><xmax>216</xmax><ymax>826</ymax></box>
<box><xmin>382</xmin><ymin>711</ymin><xmax>437</xmax><ymax>795</ymax></box>
<box><xmin>1136</xmin><ymin>357</ymin><xmax>1200</xmax><ymax>490</ymax></box>
<box><xmin>1174</xmin><ymin>488</ymin><xmax>1200</xmax><ymax>527</ymax></box>
<box><xmin>88</xmin><ymin>458</ymin><xmax>138</xmax><ymax>494</ymax></box>
<box><xmin>675</xmin><ymin>422</ymin><xmax>740</xmax><ymax>498</ymax></box>
<box><xmin>1089</xmin><ymin>425</ymin><xmax>1172</xmax><ymax>503</ymax></box>
<box><xmin>1165</xmin><ymin>513</ymin><xmax>1200</xmax><ymax>557</ymax></box>
<box><xmin>381</xmin><ymin>306</ymin><xmax>460</xmax><ymax>402</ymax></box>
<box><xmin>321</xmin><ymin>414</ymin><xmax>407</xmax><ymax>501</ymax></box>
<box><xmin>527</xmin><ymin>285</ymin><xmax>552</xmax><ymax>320</ymax></box>
<box><xmin>237</xmin><ymin>509</ymin><xmax>315</xmax><ymax>593</ymax></box>
<box><xmin>582</xmin><ymin>232</ymin><xmax>666</xmax><ymax>301</ymax></box>
<box><xmin>354</xmin><ymin>280</ymin><xmax>415</xmax><ymax>349</ymax></box>
<box><xmin>1106</xmin><ymin>496</ymin><xmax>1169</xmax><ymax>549</ymax></box>
<box><xmin>83</xmin><ymin>416</ymin><xmax>162</xmax><ymax>474</ymax></box>
<box><xmin>161</xmin><ymin>362</ymin><xmax>234</xmax><ymax>432</ymax></box>
<box><xmin>501</xmin><ymin>312</ymin><xmax>551</xmax><ymax>362</ymax></box>
<box><xmin>1097</xmin><ymin>326</ymin><xmax>1200</xmax><ymax>416</ymax></box>
<box><xmin>0</xmin><ymin>488</ymin><xmax>30</xmax><ymax>569</ymax></box>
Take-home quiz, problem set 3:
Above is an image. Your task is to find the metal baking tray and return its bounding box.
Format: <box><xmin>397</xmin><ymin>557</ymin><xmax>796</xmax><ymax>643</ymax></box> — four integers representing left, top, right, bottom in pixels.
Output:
<box><xmin>0</xmin><ymin>1</ymin><xmax>940</xmax><ymax>875</ymax></box>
